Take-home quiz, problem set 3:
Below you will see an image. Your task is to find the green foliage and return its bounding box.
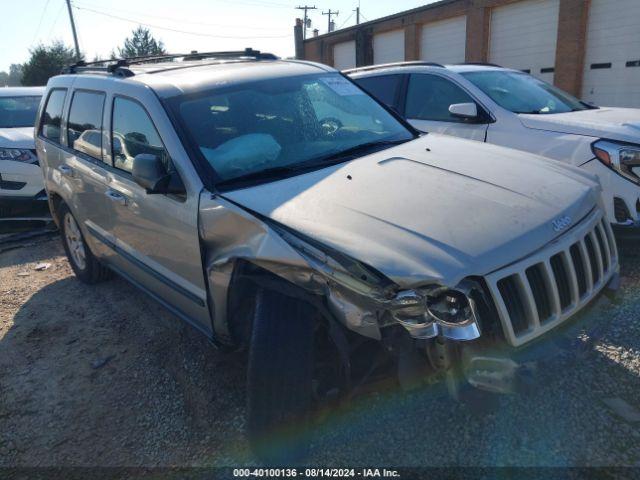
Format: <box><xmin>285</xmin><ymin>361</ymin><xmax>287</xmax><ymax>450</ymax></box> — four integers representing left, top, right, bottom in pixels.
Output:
<box><xmin>21</xmin><ymin>42</ymin><xmax>80</xmax><ymax>86</ymax></box>
<box><xmin>117</xmin><ymin>27</ymin><xmax>166</xmax><ymax>59</ymax></box>
<box><xmin>9</xmin><ymin>64</ymin><xmax>23</xmax><ymax>86</ymax></box>
<box><xmin>0</xmin><ymin>65</ymin><xmax>24</xmax><ymax>86</ymax></box>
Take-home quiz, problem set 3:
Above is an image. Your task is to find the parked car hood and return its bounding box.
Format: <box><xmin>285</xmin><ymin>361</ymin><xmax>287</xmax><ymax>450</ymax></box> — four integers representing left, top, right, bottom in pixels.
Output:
<box><xmin>519</xmin><ymin>107</ymin><xmax>640</xmax><ymax>144</ymax></box>
<box><xmin>0</xmin><ymin>127</ymin><xmax>36</xmax><ymax>149</ymax></box>
<box><xmin>223</xmin><ymin>134</ymin><xmax>600</xmax><ymax>288</ymax></box>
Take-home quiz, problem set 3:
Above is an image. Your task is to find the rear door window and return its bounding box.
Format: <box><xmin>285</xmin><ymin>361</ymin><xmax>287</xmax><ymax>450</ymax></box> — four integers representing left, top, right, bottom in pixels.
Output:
<box><xmin>405</xmin><ymin>74</ymin><xmax>476</xmax><ymax>122</ymax></box>
<box><xmin>40</xmin><ymin>89</ymin><xmax>67</xmax><ymax>143</ymax></box>
<box><xmin>67</xmin><ymin>90</ymin><xmax>106</xmax><ymax>161</ymax></box>
<box><xmin>354</xmin><ymin>75</ymin><xmax>403</xmax><ymax>109</ymax></box>
<box><xmin>111</xmin><ymin>97</ymin><xmax>170</xmax><ymax>174</ymax></box>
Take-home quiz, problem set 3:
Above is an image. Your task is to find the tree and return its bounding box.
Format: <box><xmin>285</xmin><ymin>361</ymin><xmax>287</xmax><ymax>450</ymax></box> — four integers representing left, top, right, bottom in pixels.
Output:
<box><xmin>21</xmin><ymin>42</ymin><xmax>79</xmax><ymax>86</ymax></box>
<box><xmin>0</xmin><ymin>64</ymin><xmax>25</xmax><ymax>87</ymax></box>
<box><xmin>8</xmin><ymin>64</ymin><xmax>23</xmax><ymax>86</ymax></box>
<box><xmin>117</xmin><ymin>27</ymin><xmax>166</xmax><ymax>59</ymax></box>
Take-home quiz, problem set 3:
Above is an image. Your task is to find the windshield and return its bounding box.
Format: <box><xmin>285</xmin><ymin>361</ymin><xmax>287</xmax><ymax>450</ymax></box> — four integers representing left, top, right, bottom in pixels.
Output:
<box><xmin>0</xmin><ymin>96</ymin><xmax>42</xmax><ymax>128</ymax></box>
<box><xmin>462</xmin><ymin>71</ymin><xmax>591</xmax><ymax>114</ymax></box>
<box><xmin>170</xmin><ymin>73</ymin><xmax>414</xmax><ymax>185</ymax></box>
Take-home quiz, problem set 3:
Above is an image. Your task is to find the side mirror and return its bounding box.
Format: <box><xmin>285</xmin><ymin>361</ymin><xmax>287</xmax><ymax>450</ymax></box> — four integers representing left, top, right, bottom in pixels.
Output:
<box><xmin>132</xmin><ymin>154</ymin><xmax>185</xmax><ymax>195</ymax></box>
<box><xmin>449</xmin><ymin>102</ymin><xmax>479</xmax><ymax>120</ymax></box>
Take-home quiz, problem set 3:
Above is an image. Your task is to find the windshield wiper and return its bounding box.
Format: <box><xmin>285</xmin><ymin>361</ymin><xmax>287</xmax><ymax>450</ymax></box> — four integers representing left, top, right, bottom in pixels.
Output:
<box><xmin>214</xmin><ymin>138</ymin><xmax>410</xmax><ymax>190</ymax></box>
<box><xmin>215</xmin><ymin>165</ymin><xmax>301</xmax><ymax>189</ymax></box>
<box><xmin>300</xmin><ymin>138</ymin><xmax>410</xmax><ymax>168</ymax></box>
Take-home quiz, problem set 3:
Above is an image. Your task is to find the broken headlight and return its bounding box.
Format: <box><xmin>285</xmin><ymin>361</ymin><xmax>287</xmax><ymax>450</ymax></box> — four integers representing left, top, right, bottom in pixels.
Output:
<box><xmin>592</xmin><ymin>140</ymin><xmax>640</xmax><ymax>185</ymax></box>
<box><xmin>273</xmin><ymin>222</ymin><xmax>480</xmax><ymax>341</ymax></box>
<box><xmin>390</xmin><ymin>286</ymin><xmax>480</xmax><ymax>341</ymax></box>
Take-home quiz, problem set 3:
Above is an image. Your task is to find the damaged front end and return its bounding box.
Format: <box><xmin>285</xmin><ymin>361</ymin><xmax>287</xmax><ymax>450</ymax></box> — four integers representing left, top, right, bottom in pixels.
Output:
<box><xmin>198</xmin><ymin>193</ymin><xmax>485</xmax><ymax>385</ymax></box>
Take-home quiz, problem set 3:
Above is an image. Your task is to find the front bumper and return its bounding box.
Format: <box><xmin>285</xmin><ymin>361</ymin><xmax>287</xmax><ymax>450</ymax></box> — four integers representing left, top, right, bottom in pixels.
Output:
<box><xmin>463</xmin><ymin>270</ymin><xmax>619</xmax><ymax>394</ymax></box>
<box><xmin>0</xmin><ymin>191</ymin><xmax>50</xmax><ymax>220</ymax></box>
<box><xmin>582</xmin><ymin>159</ymin><xmax>640</xmax><ymax>234</ymax></box>
<box><xmin>611</xmin><ymin>220</ymin><xmax>640</xmax><ymax>241</ymax></box>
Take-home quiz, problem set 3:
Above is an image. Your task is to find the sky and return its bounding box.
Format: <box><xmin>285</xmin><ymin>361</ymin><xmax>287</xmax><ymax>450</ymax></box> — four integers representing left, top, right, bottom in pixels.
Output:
<box><xmin>2</xmin><ymin>0</ymin><xmax>439</xmax><ymax>73</ymax></box>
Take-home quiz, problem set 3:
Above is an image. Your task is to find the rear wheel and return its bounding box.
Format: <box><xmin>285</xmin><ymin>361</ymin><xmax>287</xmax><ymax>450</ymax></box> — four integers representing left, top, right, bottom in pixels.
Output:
<box><xmin>59</xmin><ymin>204</ymin><xmax>111</xmax><ymax>284</ymax></box>
<box><xmin>246</xmin><ymin>287</ymin><xmax>317</xmax><ymax>463</ymax></box>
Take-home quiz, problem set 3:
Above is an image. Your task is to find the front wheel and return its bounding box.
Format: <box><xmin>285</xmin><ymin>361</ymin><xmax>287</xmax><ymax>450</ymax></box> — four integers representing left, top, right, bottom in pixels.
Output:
<box><xmin>246</xmin><ymin>287</ymin><xmax>316</xmax><ymax>463</ymax></box>
<box><xmin>59</xmin><ymin>203</ymin><xmax>111</xmax><ymax>284</ymax></box>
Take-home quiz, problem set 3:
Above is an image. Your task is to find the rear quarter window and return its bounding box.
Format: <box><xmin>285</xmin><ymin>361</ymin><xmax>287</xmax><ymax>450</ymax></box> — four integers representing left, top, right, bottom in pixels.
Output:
<box><xmin>40</xmin><ymin>89</ymin><xmax>67</xmax><ymax>144</ymax></box>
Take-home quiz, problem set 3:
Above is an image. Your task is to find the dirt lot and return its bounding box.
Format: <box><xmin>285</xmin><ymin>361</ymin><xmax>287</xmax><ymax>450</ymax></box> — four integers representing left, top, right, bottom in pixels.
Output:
<box><xmin>1</xmin><ymin>235</ymin><xmax>640</xmax><ymax>467</ymax></box>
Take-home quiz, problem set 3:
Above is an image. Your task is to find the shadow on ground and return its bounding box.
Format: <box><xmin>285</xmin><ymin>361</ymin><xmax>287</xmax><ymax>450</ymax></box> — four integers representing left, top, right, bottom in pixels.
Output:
<box><xmin>1</xmin><ymin>239</ymin><xmax>640</xmax><ymax>467</ymax></box>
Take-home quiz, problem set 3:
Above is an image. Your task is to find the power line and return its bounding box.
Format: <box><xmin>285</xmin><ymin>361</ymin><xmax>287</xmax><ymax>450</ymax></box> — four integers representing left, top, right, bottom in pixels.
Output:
<box><xmin>73</xmin><ymin>5</ymin><xmax>291</xmax><ymax>39</ymax></box>
<box><xmin>337</xmin><ymin>11</ymin><xmax>354</xmax><ymax>30</ymax></box>
<box><xmin>47</xmin><ymin>2</ymin><xmax>66</xmax><ymax>39</ymax></box>
<box><xmin>73</xmin><ymin>1</ymin><xmax>287</xmax><ymax>30</ymax></box>
<box><xmin>77</xmin><ymin>0</ymin><xmax>292</xmax><ymax>11</ymax></box>
<box><xmin>31</xmin><ymin>0</ymin><xmax>52</xmax><ymax>46</ymax></box>
<box><xmin>215</xmin><ymin>0</ymin><xmax>292</xmax><ymax>7</ymax></box>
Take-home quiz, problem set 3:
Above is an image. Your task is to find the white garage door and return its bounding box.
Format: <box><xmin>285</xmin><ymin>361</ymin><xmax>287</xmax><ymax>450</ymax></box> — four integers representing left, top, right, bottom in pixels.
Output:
<box><xmin>489</xmin><ymin>0</ymin><xmax>559</xmax><ymax>83</ymax></box>
<box><xmin>420</xmin><ymin>16</ymin><xmax>467</xmax><ymax>64</ymax></box>
<box><xmin>333</xmin><ymin>41</ymin><xmax>356</xmax><ymax>70</ymax></box>
<box><xmin>582</xmin><ymin>0</ymin><xmax>640</xmax><ymax>107</ymax></box>
<box><xmin>373</xmin><ymin>30</ymin><xmax>405</xmax><ymax>65</ymax></box>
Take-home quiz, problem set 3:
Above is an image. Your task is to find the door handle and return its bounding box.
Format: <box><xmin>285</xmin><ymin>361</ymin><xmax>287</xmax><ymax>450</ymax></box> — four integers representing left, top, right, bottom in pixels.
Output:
<box><xmin>105</xmin><ymin>189</ymin><xmax>128</xmax><ymax>206</ymax></box>
<box><xmin>58</xmin><ymin>165</ymin><xmax>75</xmax><ymax>178</ymax></box>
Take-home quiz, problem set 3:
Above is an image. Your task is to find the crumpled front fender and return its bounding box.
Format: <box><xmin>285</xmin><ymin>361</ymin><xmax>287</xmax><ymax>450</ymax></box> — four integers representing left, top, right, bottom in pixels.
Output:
<box><xmin>198</xmin><ymin>192</ymin><xmax>385</xmax><ymax>345</ymax></box>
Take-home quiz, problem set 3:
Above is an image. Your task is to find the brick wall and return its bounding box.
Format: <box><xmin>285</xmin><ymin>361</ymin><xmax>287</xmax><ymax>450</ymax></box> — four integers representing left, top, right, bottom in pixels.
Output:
<box><xmin>300</xmin><ymin>0</ymin><xmax>590</xmax><ymax>96</ymax></box>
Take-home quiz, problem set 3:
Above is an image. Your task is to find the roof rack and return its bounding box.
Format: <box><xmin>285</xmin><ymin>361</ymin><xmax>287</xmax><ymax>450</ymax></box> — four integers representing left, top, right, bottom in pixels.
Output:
<box><xmin>458</xmin><ymin>62</ymin><xmax>503</xmax><ymax>68</ymax></box>
<box><xmin>62</xmin><ymin>48</ymin><xmax>279</xmax><ymax>77</ymax></box>
<box><xmin>343</xmin><ymin>61</ymin><xmax>445</xmax><ymax>74</ymax></box>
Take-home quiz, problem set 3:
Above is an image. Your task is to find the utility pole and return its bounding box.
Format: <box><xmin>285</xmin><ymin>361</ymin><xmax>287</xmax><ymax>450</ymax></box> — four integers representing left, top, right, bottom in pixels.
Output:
<box><xmin>65</xmin><ymin>0</ymin><xmax>81</xmax><ymax>60</ymax></box>
<box><xmin>295</xmin><ymin>5</ymin><xmax>317</xmax><ymax>40</ymax></box>
<box><xmin>322</xmin><ymin>9</ymin><xmax>339</xmax><ymax>33</ymax></box>
<box><xmin>354</xmin><ymin>6</ymin><xmax>360</xmax><ymax>25</ymax></box>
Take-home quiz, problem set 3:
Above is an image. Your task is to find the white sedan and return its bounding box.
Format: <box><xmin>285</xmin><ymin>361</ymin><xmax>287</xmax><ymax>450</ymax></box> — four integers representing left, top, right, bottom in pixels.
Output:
<box><xmin>349</xmin><ymin>64</ymin><xmax>640</xmax><ymax>237</ymax></box>
<box><xmin>0</xmin><ymin>86</ymin><xmax>46</xmax><ymax>220</ymax></box>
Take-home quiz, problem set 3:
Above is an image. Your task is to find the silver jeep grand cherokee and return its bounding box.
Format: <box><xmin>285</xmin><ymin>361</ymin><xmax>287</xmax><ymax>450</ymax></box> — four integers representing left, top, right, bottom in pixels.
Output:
<box><xmin>36</xmin><ymin>50</ymin><xmax>618</xmax><ymax>455</ymax></box>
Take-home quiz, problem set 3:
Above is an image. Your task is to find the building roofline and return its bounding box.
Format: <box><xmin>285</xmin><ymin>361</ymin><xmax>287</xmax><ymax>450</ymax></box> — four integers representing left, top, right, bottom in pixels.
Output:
<box><xmin>303</xmin><ymin>0</ymin><xmax>462</xmax><ymax>42</ymax></box>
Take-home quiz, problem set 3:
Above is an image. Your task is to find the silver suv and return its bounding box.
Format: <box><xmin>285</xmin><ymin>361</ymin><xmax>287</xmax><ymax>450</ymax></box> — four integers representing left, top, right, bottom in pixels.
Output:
<box><xmin>36</xmin><ymin>50</ymin><xmax>619</xmax><ymax>457</ymax></box>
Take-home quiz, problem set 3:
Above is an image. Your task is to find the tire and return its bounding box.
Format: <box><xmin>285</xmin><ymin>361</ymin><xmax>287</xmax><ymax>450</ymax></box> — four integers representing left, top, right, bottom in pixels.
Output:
<box><xmin>59</xmin><ymin>203</ymin><xmax>111</xmax><ymax>284</ymax></box>
<box><xmin>246</xmin><ymin>287</ymin><xmax>316</xmax><ymax>463</ymax></box>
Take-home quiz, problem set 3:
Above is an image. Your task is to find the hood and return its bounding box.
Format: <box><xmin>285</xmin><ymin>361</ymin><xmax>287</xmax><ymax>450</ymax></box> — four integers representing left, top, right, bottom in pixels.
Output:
<box><xmin>519</xmin><ymin>107</ymin><xmax>640</xmax><ymax>144</ymax></box>
<box><xmin>0</xmin><ymin>127</ymin><xmax>36</xmax><ymax>149</ymax></box>
<box><xmin>223</xmin><ymin>134</ymin><xmax>600</xmax><ymax>288</ymax></box>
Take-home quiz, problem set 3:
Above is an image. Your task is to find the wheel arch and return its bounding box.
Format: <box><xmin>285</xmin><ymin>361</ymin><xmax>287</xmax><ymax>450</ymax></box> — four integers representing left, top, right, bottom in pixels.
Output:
<box><xmin>224</xmin><ymin>259</ymin><xmax>330</xmax><ymax>350</ymax></box>
<box><xmin>48</xmin><ymin>191</ymin><xmax>65</xmax><ymax>227</ymax></box>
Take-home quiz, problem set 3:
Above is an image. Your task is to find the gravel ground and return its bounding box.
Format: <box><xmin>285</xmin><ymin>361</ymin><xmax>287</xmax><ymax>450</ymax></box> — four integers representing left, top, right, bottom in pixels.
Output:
<box><xmin>1</xmin><ymin>235</ymin><xmax>640</xmax><ymax>468</ymax></box>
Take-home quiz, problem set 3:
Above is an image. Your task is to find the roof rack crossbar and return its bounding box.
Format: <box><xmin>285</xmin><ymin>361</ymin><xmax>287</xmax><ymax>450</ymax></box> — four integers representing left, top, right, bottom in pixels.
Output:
<box><xmin>343</xmin><ymin>61</ymin><xmax>445</xmax><ymax>74</ymax></box>
<box><xmin>458</xmin><ymin>62</ymin><xmax>503</xmax><ymax>68</ymax></box>
<box><xmin>62</xmin><ymin>48</ymin><xmax>278</xmax><ymax>75</ymax></box>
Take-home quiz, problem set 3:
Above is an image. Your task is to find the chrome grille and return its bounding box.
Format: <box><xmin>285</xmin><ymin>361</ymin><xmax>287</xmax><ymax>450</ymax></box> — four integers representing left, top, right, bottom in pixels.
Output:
<box><xmin>487</xmin><ymin>211</ymin><xmax>618</xmax><ymax>347</ymax></box>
